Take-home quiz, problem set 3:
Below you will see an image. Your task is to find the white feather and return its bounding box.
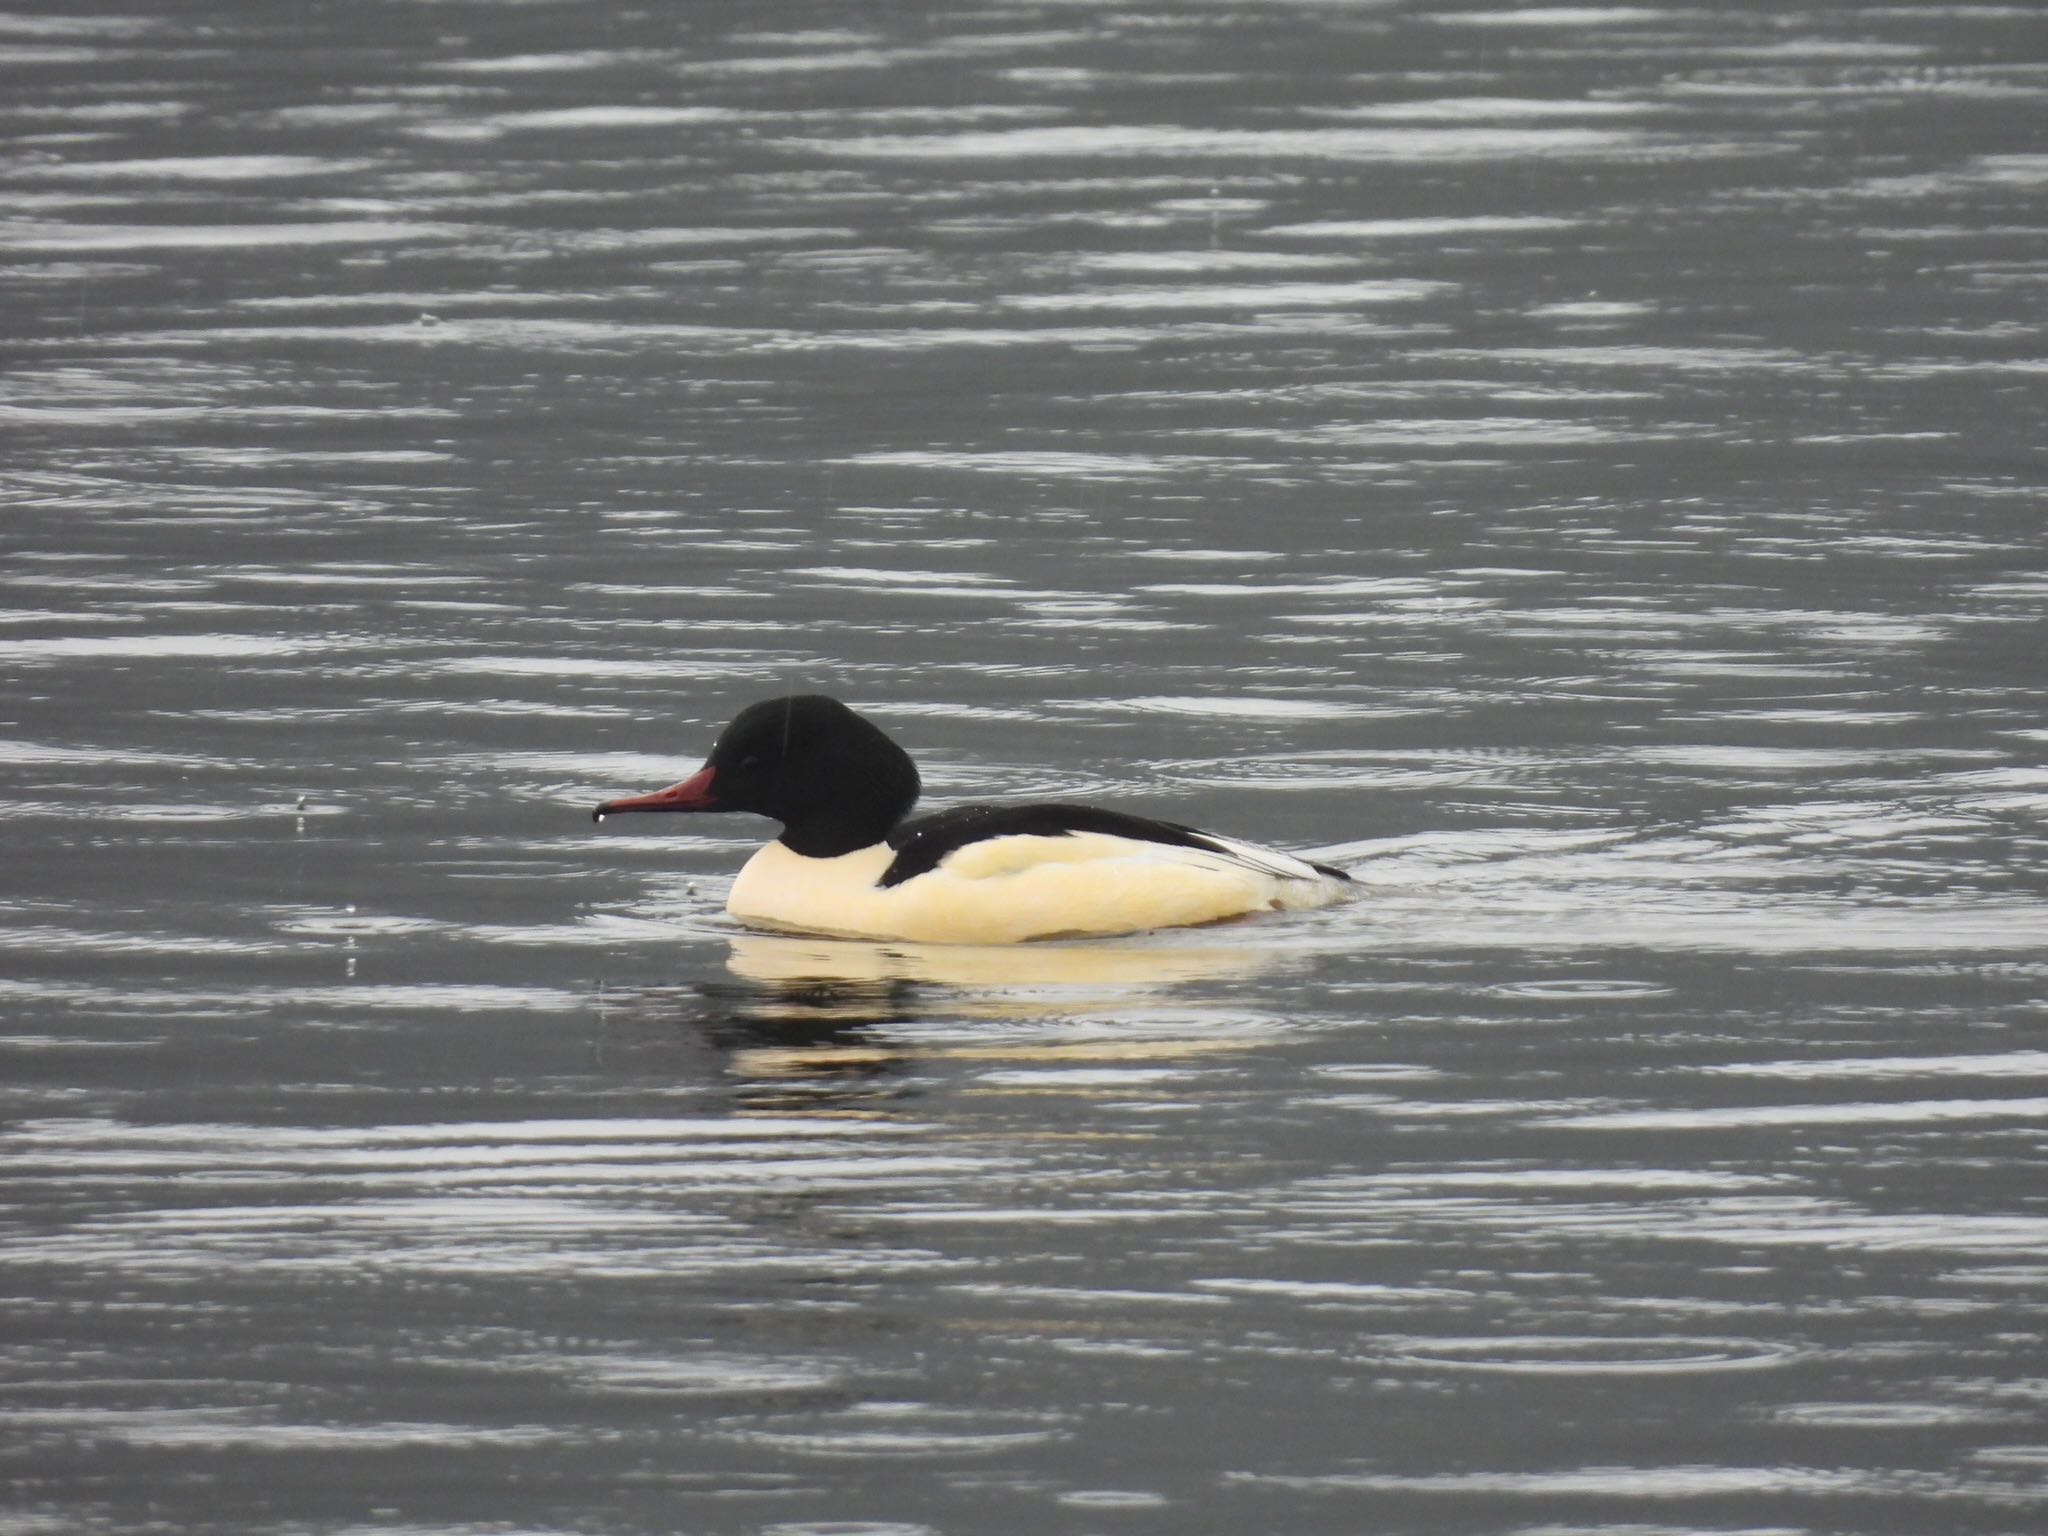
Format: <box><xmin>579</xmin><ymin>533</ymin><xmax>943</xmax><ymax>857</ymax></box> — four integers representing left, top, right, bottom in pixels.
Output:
<box><xmin>726</xmin><ymin>830</ymin><xmax>1349</xmax><ymax>944</ymax></box>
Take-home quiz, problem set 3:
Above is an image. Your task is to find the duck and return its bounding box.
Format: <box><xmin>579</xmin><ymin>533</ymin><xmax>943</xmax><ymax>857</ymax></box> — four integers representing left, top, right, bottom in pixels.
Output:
<box><xmin>592</xmin><ymin>694</ymin><xmax>1352</xmax><ymax>944</ymax></box>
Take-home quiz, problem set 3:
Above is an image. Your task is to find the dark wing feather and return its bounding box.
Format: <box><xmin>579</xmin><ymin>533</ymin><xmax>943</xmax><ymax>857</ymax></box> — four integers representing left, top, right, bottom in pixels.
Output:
<box><xmin>878</xmin><ymin>802</ymin><xmax>1347</xmax><ymax>889</ymax></box>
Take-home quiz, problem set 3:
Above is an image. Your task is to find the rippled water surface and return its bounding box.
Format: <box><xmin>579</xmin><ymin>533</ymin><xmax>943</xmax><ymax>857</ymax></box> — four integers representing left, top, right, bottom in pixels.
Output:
<box><xmin>5</xmin><ymin>2</ymin><xmax>2046</xmax><ymax>1532</ymax></box>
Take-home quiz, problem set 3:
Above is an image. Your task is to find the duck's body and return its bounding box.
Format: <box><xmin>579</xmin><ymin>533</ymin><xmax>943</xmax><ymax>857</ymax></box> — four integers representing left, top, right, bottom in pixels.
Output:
<box><xmin>594</xmin><ymin>695</ymin><xmax>1351</xmax><ymax>944</ymax></box>
<box><xmin>728</xmin><ymin>809</ymin><xmax>1348</xmax><ymax>945</ymax></box>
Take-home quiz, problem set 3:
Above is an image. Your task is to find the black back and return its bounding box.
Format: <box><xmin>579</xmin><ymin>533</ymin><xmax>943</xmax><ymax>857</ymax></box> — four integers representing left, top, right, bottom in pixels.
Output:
<box><xmin>881</xmin><ymin>802</ymin><xmax>1248</xmax><ymax>888</ymax></box>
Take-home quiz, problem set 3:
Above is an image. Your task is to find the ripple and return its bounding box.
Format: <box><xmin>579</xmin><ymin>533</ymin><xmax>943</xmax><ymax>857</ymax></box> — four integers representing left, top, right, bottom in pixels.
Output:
<box><xmin>274</xmin><ymin>983</ymin><xmax>587</xmax><ymax>1014</ymax></box>
<box><xmin>1488</xmin><ymin>978</ymin><xmax>1675</xmax><ymax>1000</ymax></box>
<box><xmin>1073</xmin><ymin>250</ymin><xmax>1356</xmax><ymax>274</ymax></box>
<box><xmin>1431</xmin><ymin>7</ymin><xmax>1674</xmax><ymax>27</ymax></box>
<box><xmin>0</xmin><ymin>220</ymin><xmax>459</xmax><ymax>252</ymax></box>
<box><xmin>1377</xmin><ymin>1334</ymin><xmax>1798</xmax><ymax>1375</ymax></box>
<box><xmin>1141</xmin><ymin>576</ymin><xmax>1442</xmax><ymax>597</ymax></box>
<box><xmin>973</xmin><ymin>1065</ymin><xmax>1203</xmax><ymax>1091</ymax></box>
<box><xmin>725</xmin><ymin>1402</ymin><xmax>1067</xmax><ymax>1460</ymax></box>
<box><xmin>1771</xmin><ymin>1401</ymin><xmax>2008</xmax><ymax>1428</ymax></box>
<box><xmin>0</xmin><ymin>13</ymin><xmax>162</xmax><ymax>37</ymax></box>
<box><xmin>483</xmin><ymin>105</ymin><xmax>741</xmax><ymax>131</ymax></box>
<box><xmin>0</xmin><ymin>924</ymin><xmax>281</xmax><ymax>957</ymax></box>
<box><xmin>435</xmin><ymin>653</ymin><xmax>792</xmax><ymax>680</ymax></box>
<box><xmin>0</xmin><ymin>739</ymin><xmax>213</xmax><ymax>767</ymax></box>
<box><xmin>1317</xmin><ymin>97</ymin><xmax>1660</xmax><ymax>123</ymax></box>
<box><xmin>11</xmin><ymin>155</ymin><xmax>371</xmax><ymax>182</ymax></box>
<box><xmin>568</xmin><ymin>1353</ymin><xmax>844</xmax><ymax>1398</ymax></box>
<box><xmin>1532</xmin><ymin>297</ymin><xmax>1655</xmax><ymax>321</ymax></box>
<box><xmin>1703</xmin><ymin>1050</ymin><xmax>2048</xmax><ymax>1081</ymax></box>
<box><xmin>2</xmin><ymin>1406</ymin><xmax>565</xmax><ymax>1451</ymax></box>
<box><xmin>1002</xmin><ymin>278</ymin><xmax>1446</xmax><ymax>312</ymax></box>
<box><xmin>1444</xmin><ymin>342</ymin><xmax>1809</xmax><ymax>373</ymax></box>
<box><xmin>436</xmin><ymin>49</ymin><xmax>656</xmax><ymax>75</ymax></box>
<box><xmin>1193</xmin><ymin>1278</ymin><xmax>1469</xmax><ymax>1305</ymax></box>
<box><xmin>791</xmin><ymin>564</ymin><xmax>1014</xmax><ymax>594</ymax></box>
<box><xmin>845</xmin><ymin>449</ymin><xmax>1232</xmax><ymax>479</ymax></box>
<box><xmin>1056</xmin><ymin>1490</ymin><xmax>1169</xmax><ymax>1510</ymax></box>
<box><xmin>1118</xmin><ymin>694</ymin><xmax>1374</xmax><ymax>721</ymax></box>
<box><xmin>1239</xmin><ymin>1464</ymin><xmax>1884</xmax><ymax>1497</ymax></box>
<box><xmin>1241</xmin><ymin>415</ymin><xmax>1652</xmax><ymax>447</ymax></box>
<box><xmin>797</xmin><ymin>125</ymin><xmax>1659</xmax><ymax>163</ymax></box>
<box><xmin>1551</xmin><ymin>1096</ymin><xmax>2048</xmax><ymax>1131</ymax></box>
<box><xmin>0</xmin><ymin>1116</ymin><xmax>982</xmax><ymax>1278</ymax></box>
<box><xmin>0</xmin><ymin>634</ymin><xmax>378</xmax><ymax>662</ymax></box>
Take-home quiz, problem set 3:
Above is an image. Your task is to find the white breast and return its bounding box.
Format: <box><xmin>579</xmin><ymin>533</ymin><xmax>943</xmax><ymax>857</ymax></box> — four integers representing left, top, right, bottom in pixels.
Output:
<box><xmin>725</xmin><ymin>831</ymin><xmax>1349</xmax><ymax>944</ymax></box>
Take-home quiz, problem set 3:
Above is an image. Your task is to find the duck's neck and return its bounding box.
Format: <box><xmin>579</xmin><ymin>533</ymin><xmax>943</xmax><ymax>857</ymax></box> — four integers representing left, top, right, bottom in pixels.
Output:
<box><xmin>779</xmin><ymin>807</ymin><xmax>907</xmax><ymax>860</ymax></box>
<box><xmin>774</xmin><ymin>751</ymin><xmax>920</xmax><ymax>859</ymax></box>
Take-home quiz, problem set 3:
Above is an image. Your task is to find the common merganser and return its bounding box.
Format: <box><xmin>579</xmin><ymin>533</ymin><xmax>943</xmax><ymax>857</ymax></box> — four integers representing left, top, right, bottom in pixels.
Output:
<box><xmin>592</xmin><ymin>695</ymin><xmax>1352</xmax><ymax>944</ymax></box>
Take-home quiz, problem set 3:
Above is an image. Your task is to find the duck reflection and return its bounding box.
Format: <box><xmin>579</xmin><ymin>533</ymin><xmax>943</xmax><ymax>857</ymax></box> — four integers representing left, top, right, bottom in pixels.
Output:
<box><xmin>726</xmin><ymin>932</ymin><xmax>1294</xmax><ymax>991</ymax></box>
<box><xmin>689</xmin><ymin>932</ymin><xmax>1299</xmax><ymax>1111</ymax></box>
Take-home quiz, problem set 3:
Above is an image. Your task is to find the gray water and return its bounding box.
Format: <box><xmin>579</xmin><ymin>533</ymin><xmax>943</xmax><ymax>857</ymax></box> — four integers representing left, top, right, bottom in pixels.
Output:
<box><xmin>4</xmin><ymin>2</ymin><xmax>2047</xmax><ymax>1532</ymax></box>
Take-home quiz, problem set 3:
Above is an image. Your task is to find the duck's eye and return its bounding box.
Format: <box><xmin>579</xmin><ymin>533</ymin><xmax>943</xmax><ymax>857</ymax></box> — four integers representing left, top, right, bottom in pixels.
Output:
<box><xmin>739</xmin><ymin>754</ymin><xmax>763</xmax><ymax>771</ymax></box>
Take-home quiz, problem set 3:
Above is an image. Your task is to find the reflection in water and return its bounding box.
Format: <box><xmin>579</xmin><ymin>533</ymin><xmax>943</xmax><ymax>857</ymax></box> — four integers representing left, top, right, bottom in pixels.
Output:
<box><xmin>686</xmin><ymin>955</ymin><xmax>921</xmax><ymax>1112</ymax></box>
<box><xmin>681</xmin><ymin>932</ymin><xmax>1300</xmax><ymax>1109</ymax></box>
<box><xmin>724</xmin><ymin>930</ymin><xmax>1298</xmax><ymax>990</ymax></box>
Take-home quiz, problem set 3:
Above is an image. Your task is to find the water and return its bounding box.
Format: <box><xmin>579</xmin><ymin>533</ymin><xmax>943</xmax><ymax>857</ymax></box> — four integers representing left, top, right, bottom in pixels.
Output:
<box><xmin>4</xmin><ymin>2</ymin><xmax>2046</xmax><ymax>1531</ymax></box>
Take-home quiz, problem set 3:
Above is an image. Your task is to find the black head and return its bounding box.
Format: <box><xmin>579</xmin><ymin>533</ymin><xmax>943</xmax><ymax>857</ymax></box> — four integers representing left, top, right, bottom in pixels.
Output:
<box><xmin>593</xmin><ymin>694</ymin><xmax>921</xmax><ymax>857</ymax></box>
